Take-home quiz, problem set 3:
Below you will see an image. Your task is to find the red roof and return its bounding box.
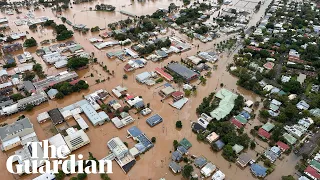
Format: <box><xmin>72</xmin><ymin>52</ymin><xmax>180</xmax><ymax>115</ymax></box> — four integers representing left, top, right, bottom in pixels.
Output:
<box><xmin>258</xmin><ymin>128</ymin><xmax>271</xmax><ymax>139</ymax></box>
<box><xmin>124</xmin><ymin>64</ymin><xmax>133</xmax><ymax>72</ymax></box>
<box><xmin>276</xmin><ymin>141</ymin><xmax>289</xmax><ymax>151</ymax></box>
<box><xmin>69</xmin><ymin>79</ymin><xmax>80</xmax><ymax>85</ymax></box>
<box><xmin>155</xmin><ymin>67</ymin><xmax>173</xmax><ymax>81</ymax></box>
<box><xmin>171</xmin><ymin>91</ymin><xmax>183</xmax><ymax>98</ymax></box>
<box><xmin>125</xmin><ymin>94</ymin><xmax>134</xmax><ymax>101</ymax></box>
<box><xmin>231</xmin><ymin>118</ymin><xmax>244</xmax><ymax>129</ymax></box>
<box><xmin>305</xmin><ymin>166</ymin><xmax>320</xmax><ymax>179</ymax></box>
<box><xmin>246</xmin><ymin>46</ymin><xmax>262</xmax><ymax>51</ymax></box>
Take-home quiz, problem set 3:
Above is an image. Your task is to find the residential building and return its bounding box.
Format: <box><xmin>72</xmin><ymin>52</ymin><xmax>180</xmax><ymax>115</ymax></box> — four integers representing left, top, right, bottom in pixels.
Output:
<box><xmin>304</xmin><ymin>166</ymin><xmax>320</xmax><ymax>180</ymax></box>
<box><xmin>237</xmin><ymin>153</ymin><xmax>252</xmax><ymax>167</ymax></box>
<box><xmin>167</xmin><ymin>63</ymin><xmax>199</xmax><ymax>81</ymax></box>
<box><xmin>146</xmin><ymin>114</ymin><xmax>163</xmax><ymax>127</ymax></box>
<box><xmin>37</xmin><ymin>112</ymin><xmax>50</xmax><ymax>123</ymax></box>
<box><xmin>0</xmin><ymin>118</ymin><xmax>34</xmax><ymax>151</ymax></box>
<box><xmin>250</xmin><ymin>164</ymin><xmax>267</xmax><ymax>178</ymax></box>
<box><xmin>47</xmin><ymin>89</ymin><xmax>59</xmax><ymax>99</ymax></box>
<box><xmin>81</xmin><ymin>104</ymin><xmax>105</xmax><ymax>126</ymax></box>
<box><xmin>127</xmin><ymin>126</ymin><xmax>154</xmax><ymax>153</ymax></box>
<box><xmin>194</xmin><ymin>156</ymin><xmax>207</xmax><ymax>168</ymax></box>
<box><xmin>212</xmin><ymin>170</ymin><xmax>225</xmax><ymax>180</ymax></box>
<box><xmin>169</xmin><ymin>161</ymin><xmax>181</xmax><ymax>173</ymax></box>
<box><xmin>233</xmin><ymin>144</ymin><xmax>244</xmax><ymax>154</ymax></box>
<box><xmin>201</xmin><ymin>162</ymin><xmax>216</xmax><ymax>177</ymax></box>
<box><xmin>210</xmin><ymin>89</ymin><xmax>238</xmax><ymax>120</ymax></box>
<box><xmin>48</xmin><ymin>108</ymin><xmax>65</xmax><ymax>125</ymax></box>
<box><xmin>159</xmin><ymin>86</ymin><xmax>176</xmax><ymax>98</ymax></box>
<box><xmin>22</xmin><ymin>81</ymin><xmax>36</xmax><ymax>93</ymax></box>
<box><xmin>206</xmin><ymin>132</ymin><xmax>219</xmax><ymax>143</ymax></box>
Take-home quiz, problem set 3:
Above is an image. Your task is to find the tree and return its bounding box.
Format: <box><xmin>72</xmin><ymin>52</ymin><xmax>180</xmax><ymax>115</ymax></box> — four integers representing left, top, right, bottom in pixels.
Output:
<box><xmin>55</xmin><ymin>169</ymin><xmax>65</xmax><ymax>180</ymax></box>
<box><xmin>11</xmin><ymin>93</ymin><xmax>24</xmax><ymax>101</ymax></box>
<box><xmin>264</xmin><ymin>159</ymin><xmax>272</xmax><ymax>167</ymax></box>
<box><xmin>176</xmin><ymin>121</ymin><xmax>182</xmax><ymax>128</ymax></box>
<box><xmin>283</xmin><ymin>80</ymin><xmax>302</xmax><ymax>94</ymax></box>
<box><xmin>123</xmin><ymin>74</ymin><xmax>128</xmax><ymax>79</ymax></box>
<box><xmin>173</xmin><ymin>140</ymin><xmax>179</xmax><ymax>149</ymax></box>
<box><xmin>184</xmin><ymin>89</ymin><xmax>191</xmax><ymax>97</ymax></box>
<box><xmin>282</xmin><ymin>175</ymin><xmax>295</xmax><ymax>180</ymax></box>
<box><xmin>25</xmin><ymin>104</ymin><xmax>34</xmax><ymax>111</ymax></box>
<box><xmin>23</xmin><ymin>37</ymin><xmax>37</xmax><ymax>47</ymax></box>
<box><xmin>67</xmin><ymin>57</ymin><xmax>89</xmax><ymax>69</ymax></box>
<box><xmin>222</xmin><ymin>144</ymin><xmax>236</xmax><ymax>162</ymax></box>
<box><xmin>56</xmin><ymin>92</ymin><xmax>64</xmax><ymax>99</ymax></box>
<box><xmin>250</xmin><ymin>141</ymin><xmax>256</xmax><ymax>149</ymax></box>
<box><xmin>100</xmin><ymin>173</ymin><xmax>111</xmax><ymax>180</ymax></box>
<box><xmin>123</xmin><ymin>142</ymin><xmax>128</xmax><ymax>147</ymax></box>
<box><xmin>61</xmin><ymin>17</ymin><xmax>67</xmax><ymax>23</ymax></box>
<box><xmin>182</xmin><ymin>165</ymin><xmax>193</xmax><ymax>179</ymax></box>
<box><xmin>123</xmin><ymin>106</ymin><xmax>130</xmax><ymax>112</ymax></box>
<box><xmin>151</xmin><ymin>137</ymin><xmax>156</xmax><ymax>143</ymax></box>
<box><xmin>77</xmin><ymin>173</ymin><xmax>87</xmax><ymax>180</ymax></box>
<box><xmin>260</xmin><ymin>110</ymin><xmax>270</xmax><ymax>119</ymax></box>
<box><xmin>29</xmin><ymin>24</ymin><xmax>37</xmax><ymax>30</ymax></box>
<box><xmin>23</xmin><ymin>71</ymin><xmax>36</xmax><ymax>81</ymax></box>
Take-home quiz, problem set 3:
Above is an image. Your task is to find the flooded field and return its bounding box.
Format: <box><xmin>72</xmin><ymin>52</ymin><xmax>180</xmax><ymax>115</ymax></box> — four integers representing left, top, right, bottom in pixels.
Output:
<box><xmin>0</xmin><ymin>0</ymin><xmax>300</xmax><ymax>179</ymax></box>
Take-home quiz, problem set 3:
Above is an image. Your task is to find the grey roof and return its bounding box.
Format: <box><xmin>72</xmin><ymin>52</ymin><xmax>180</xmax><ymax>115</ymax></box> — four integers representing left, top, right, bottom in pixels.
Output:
<box><xmin>0</xmin><ymin>99</ymin><xmax>14</xmax><ymax>108</ymax></box>
<box><xmin>47</xmin><ymin>89</ymin><xmax>58</xmax><ymax>98</ymax></box>
<box><xmin>167</xmin><ymin>63</ymin><xmax>198</xmax><ymax>80</ymax></box>
<box><xmin>23</xmin><ymin>81</ymin><xmax>36</xmax><ymax>92</ymax></box>
<box><xmin>237</xmin><ymin>153</ymin><xmax>251</xmax><ymax>166</ymax></box>
<box><xmin>48</xmin><ymin>108</ymin><xmax>65</xmax><ymax>125</ymax></box>
<box><xmin>146</xmin><ymin>114</ymin><xmax>163</xmax><ymax>127</ymax></box>
<box><xmin>0</xmin><ymin>118</ymin><xmax>33</xmax><ymax>140</ymax></box>
<box><xmin>169</xmin><ymin>161</ymin><xmax>181</xmax><ymax>172</ymax></box>
<box><xmin>33</xmin><ymin>71</ymin><xmax>78</xmax><ymax>90</ymax></box>
<box><xmin>194</xmin><ymin>156</ymin><xmax>207</xmax><ymax>168</ymax></box>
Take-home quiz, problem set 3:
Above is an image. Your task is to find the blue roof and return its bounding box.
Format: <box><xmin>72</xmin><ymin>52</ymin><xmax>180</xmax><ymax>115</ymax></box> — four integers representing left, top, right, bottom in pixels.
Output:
<box><xmin>7</xmin><ymin>59</ymin><xmax>15</xmax><ymax>64</ymax></box>
<box><xmin>135</xmin><ymin>143</ymin><xmax>146</xmax><ymax>153</ymax></box>
<box><xmin>146</xmin><ymin>114</ymin><xmax>163</xmax><ymax>127</ymax></box>
<box><xmin>177</xmin><ymin>146</ymin><xmax>188</xmax><ymax>154</ymax></box>
<box><xmin>240</xmin><ymin>111</ymin><xmax>251</xmax><ymax>119</ymax></box>
<box><xmin>134</xmin><ymin>101</ymin><xmax>145</xmax><ymax>109</ymax></box>
<box><xmin>128</xmin><ymin>126</ymin><xmax>143</xmax><ymax>138</ymax></box>
<box><xmin>164</xmin><ymin>83</ymin><xmax>172</xmax><ymax>87</ymax></box>
<box><xmin>251</xmin><ymin>164</ymin><xmax>267</xmax><ymax>177</ymax></box>
<box><xmin>172</xmin><ymin>151</ymin><xmax>182</xmax><ymax>161</ymax></box>
<box><xmin>214</xmin><ymin>140</ymin><xmax>225</xmax><ymax>150</ymax></box>
<box><xmin>108</xmin><ymin>100</ymin><xmax>117</xmax><ymax>105</ymax></box>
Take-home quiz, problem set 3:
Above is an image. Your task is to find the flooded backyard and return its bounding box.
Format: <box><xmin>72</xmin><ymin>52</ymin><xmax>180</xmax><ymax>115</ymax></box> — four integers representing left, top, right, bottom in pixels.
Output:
<box><xmin>0</xmin><ymin>0</ymin><xmax>301</xmax><ymax>179</ymax></box>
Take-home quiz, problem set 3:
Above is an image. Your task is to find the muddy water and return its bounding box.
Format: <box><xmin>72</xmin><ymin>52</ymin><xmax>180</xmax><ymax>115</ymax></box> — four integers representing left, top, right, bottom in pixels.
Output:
<box><xmin>0</xmin><ymin>0</ymin><xmax>299</xmax><ymax>179</ymax></box>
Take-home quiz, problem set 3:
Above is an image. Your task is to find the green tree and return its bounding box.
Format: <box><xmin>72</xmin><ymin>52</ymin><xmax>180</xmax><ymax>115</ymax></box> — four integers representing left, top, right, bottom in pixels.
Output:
<box><xmin>23</xmin><ymin>37</ymin><xmax>37</xmax><ymax>47</ymax></box>
<box><xmin>222</xmin><ymin>144</ymin><xmax>236</xmax><ymax>162</ymax></box>
<box><xmin>176</xmin><ymin>121</ymin><xmax>182</xmax><ymax>128</ymax></box>
<box><xmin>56</xmin><ymin>92</ymin><xmax>65</xmax><ymax>99</ymax></box>
<box><xmin>282</xmin><ymin>175</ymin><xmax>295</xmax><ymax>180</ymax></box>
<box><xmin>264</xmin><ymin>159</ymin><xmax>272</xmax><ymax>167</ymax></box>
<box><xmin>55</xmin><ymin>169</ymin><xmax>65</xmax><ymax>180</ymax></box>
<box><xmin>25</xmin><ymin>104</ymin><xmax>34</xmax><ymax>111</ymax></box>
<box><xmin>23</xmin><ymin>71</ymin><xmax>36</xmax><ymax>81</ymax></box>
<box><xmin>100</xmin><ymin>173</ymin><xmax>111</xmax><ymax>180</ymax></box>
<box><xmin>11</xmin><ymin>93</ymin><xmax>24</xmax><ymax>101</ymax></box>
<box><xmin>182</xmin><ymin>165</ymin><xmax>193</xmax><ymax>178</ymax></box>
<box><xmin>67</xmin><ymin>57</ymin><xmax>89</xmax><ymax>69</ymax></box>
<box><xmin>173</xmin><ymin>140</ymin><xmax>179</xmax><ymax>149</ymax></box>
<box><xmin>123</xmin><ymin>74</ymin><xmax>128</xmax><ymax>79</ymax></box>
<box><xmin>77</xmin><ymin>173</ymin><xmax>87</xmax><ymax>180</ymax></box>
<box><xmin>151</xmin><ymin>137</ymin><xmax>156</xmax><ymax>143</ymax></box>
<box><xmin>250</xmin><ymin>141</ymin><xmax>256</xmax><ymax>149</ymax></box>
<box><xmin>61</xmin><ymin>17</ymin><xmax>67</xmax><ymax>23</ymax></box>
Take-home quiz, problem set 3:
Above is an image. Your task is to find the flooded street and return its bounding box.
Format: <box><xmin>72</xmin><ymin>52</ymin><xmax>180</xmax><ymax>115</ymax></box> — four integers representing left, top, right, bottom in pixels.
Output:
<box><xmin>0</xmin><ymin>0</ymin><xmax>300</xmax><ymax>179</ymax></box>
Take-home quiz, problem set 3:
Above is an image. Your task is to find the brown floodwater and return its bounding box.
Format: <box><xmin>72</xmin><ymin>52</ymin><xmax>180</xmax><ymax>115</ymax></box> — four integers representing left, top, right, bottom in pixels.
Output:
<box><xmin>0</xmin><ymin>0</ymin><xmax>300</xmax><ymax>179</ymax></box>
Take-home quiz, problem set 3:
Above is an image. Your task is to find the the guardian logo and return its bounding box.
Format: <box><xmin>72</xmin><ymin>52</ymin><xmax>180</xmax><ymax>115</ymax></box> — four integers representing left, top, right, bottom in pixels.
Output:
<box><xmin>6</xmin><ymin>140</ymin><xmax>113</xmax><ymax>174</ymax></box>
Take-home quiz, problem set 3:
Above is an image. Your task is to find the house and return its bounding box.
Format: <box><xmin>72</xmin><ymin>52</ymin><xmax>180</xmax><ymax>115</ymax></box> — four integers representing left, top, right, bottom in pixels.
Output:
<box><xmin>37</xmin><ymin>112</ymin><xmax>50</xmax><ymax>123</ymax></box>
<box><xmin>233</xmin><ymin>144</ymin><xmax>244</xmax><ymax>154</ymax></box>
<box><xmin>212</xmin><ymin>170</ymin><xmax>225</xmax><ymax>180</ymax></box>
<box><xmin>201</xmin><ymin>162</ymin><xmax>216</xmax><ymax>177</ymax></box>
<box><xmin>23</xmin><ymin>81</ymin><xmax>35</xmax><ymax>93</ymax></box>
<box><xmin>198</xmin><ymin>117</ymin><xmax>209</xmax><ymax>129</ymax></box>
<box><xmin>146</xmin><ymin>114</ymin><xmax>163</xmax><ymax>127</ymax></box>
<box><xmin>172</xmin><ymin>150</ymin><xmax>182</xmax><ymax>162</ymax></box>
<box><xmin>171</xmin><ymin>91</ymin><xmax>184</xmax><ymax>102</ymax></box>
<box><xmin>111</xmin><ymin>116</ymin><xmax>135</xmax><ymax>129</ymax></box>
<box><xmin>206</xmin><ymin>132</ymin><xmax>219</xmax><ymax>143</ymax></box>
<box><xmin>276</xmin><ymin>141</ymin><xmax>290</xmax><ymax>152</ymax></box>
<box><xmin>304</xmin><ymin>166</ymin><xmax>320</xmax><ymax>180</ymax></box>
<box><xmin>136</xmin><ymin>72</ymin><xmax>152</xmax><ymax>83</ymax></box>
<box><xmin>237</xmin><ymin>153</ymin><xmax>252</xmax><ymax>168</ymax></box>
<box><xmin>180</xmin><ymin>138</ymin><xmax>192</xmax><ymax>150</ymax></box>
<box><xmin>250</xmin><ymin>164</ymin><xmax>267</xmax><ymax>178</ymax></box>
<box><xmin>177</xmin><ymin>146</ymin><xmax>188</xmax><ymax>155</ymax></box>
<box><xmin>210</xmin><ymin>89</ymin><xmax>238</xmax><ymax>120</ymax></box>
<box><xmin>297</xmin><ymin>100</ymin><xmax>310</xmax><ymax>110</ymax></box>
<box><xmin>47</xmin><ymin>89</ymin><xmax>59</xmax><ymax>99</ymax></box>
<box><xmin>169</xmin><ymin>161</ymin><xmax>181</xmax><ymax>173</ymax></box>
<box><xmin>155</xmin><ymin>67</ymin><xmax>173</xmax><ymax>81</ymax></box>
<box><xmin>48</xmin><ymin>108</ymin><xmax>65</xmax><ymax>126</ymax></box>
<box><xmin>264</xmin><ymin>148</ymin><xmax>279</xmax><ymax>163</ymax></box>
<box><xmin>167</xmin><ymin>63</ymin><xmax>199</xmax><ymax>82</ymax></box>
<box><xmin>0</xmin><ymin>118</ymin><xmax>34</xmax><ymax>151</ymax></box>
<box><xmin>127</xmin><ymin>126</ymin><xmax>153</xmax><ymax>153</ymax></box>
<box><xmin>159</xmin><ymin>86</ymin><xmax>176</xmax><ymax>98</ymax></box>
<box><xmin>283</xmin><ymin>133</ymin><xmax>297</xmax><ymax>145</ymax></box>
<box><xmin>297</xmin><ymin>73</ymin><xmax>306</xmax><ymax>84</ymax></box>
<box><xmin>310</xmin><ymin>160</ymin><xmax>320</xmax><ymax>172</ymax></box>
<box><xmin>186</xmin><ymin>56</ymin><xmax>202</xmax><ymax>65</ymax></box>
<box><xmin>192</xmin><ymin>122</ymin><xmax>205</xmax><ymax>133</ymax></box>
<box><xmin>258</xmin><ymin>128</ymin><xmax>271</xmax><ymax>139</ymax></box>
<box><xmin>262</xmin><ymin>122</ymin><xmax>275</xmax><ymax>132</ymax></box>
<box><xmin>170</xmin><ymin>97</ymin><xmax>188</xmax><ymax>110</ymax></box>
<box><xmin>194</xmin><ymin>156</ymin><xmax>207</xmax><ymax>168</ymax></box>
<box><xmin>213</xmin><ymin>140</ymin><xmax>225</xmax><ymax>151</ymax></box>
